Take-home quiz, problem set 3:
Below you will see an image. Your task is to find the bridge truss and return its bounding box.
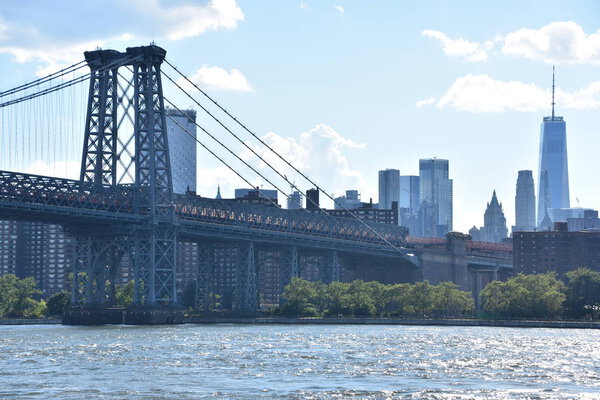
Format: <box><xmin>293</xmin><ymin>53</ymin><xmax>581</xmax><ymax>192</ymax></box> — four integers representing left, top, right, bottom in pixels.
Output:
<box><xmin>0</xmin><ymin>45</ymin><xmax>416</xmax><ymax>315</ymax></box>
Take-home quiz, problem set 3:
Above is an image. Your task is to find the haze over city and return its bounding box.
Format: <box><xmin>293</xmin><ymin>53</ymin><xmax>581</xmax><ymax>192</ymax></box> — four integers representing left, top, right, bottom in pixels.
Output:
<box><xmin>1</xmin><ymin>0</ymin><xmax>599</xmax><ymax>232</ymax></box>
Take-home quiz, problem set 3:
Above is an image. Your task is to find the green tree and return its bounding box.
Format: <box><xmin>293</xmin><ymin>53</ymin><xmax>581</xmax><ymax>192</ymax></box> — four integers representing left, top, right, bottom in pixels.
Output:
<box><xmin>480</xmin><ymin>273</ymin><xmax>565</xmax><ymax>319</ymax></box>
<box><xmin>433</xmin><ymin>282</ymin><xmax>475</xmax><ymax>318</ymax></box>
<box><xmin>0</xmin><ymin>274</ymin><xmax>45</xmax><ymax>318</ymax></box>
<box><xmin>346</xmin><ymin>280</ymin><xmax>376</xmax><ymax>317</ymax></box>
<box><xmin>409</xmin><ymin>281</ymin><xmax>435</xmax><ymax>317</ymax></box>
<box><xmin>386</xmin><ymin>283</ymin><xmax>412</xmax><ymax>315</ymax></box>
<box><xmin>565</xmin><ymin>268</ymin><xmax>600</xmax><ymax>319</ymax></box>
<box><xmin>115</xmin><ymin>281</ymin><xmax>134</xmax><ymax>307</ymax></box>
<box><xmin>0</xmin><ymin>274</ymin><xmax>19</xmax><ymax>317</ymax></box>
<box><xmin>325</xmin><ymin>281</ymin><xmax>351</xmax><ymax>316</ymax></box>
<box><xmin>46</xmin><ymin>291</ymin><xmax>71</xmax><ymax>316</ymax></box>
<box><xmin>281</xmin><ymin>278</ymin><xmax>321</xmax><ymax>316</ymax></box>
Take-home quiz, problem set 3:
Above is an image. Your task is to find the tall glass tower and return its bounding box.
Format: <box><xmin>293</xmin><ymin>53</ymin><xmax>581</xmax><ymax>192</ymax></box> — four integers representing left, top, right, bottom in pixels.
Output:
<box><xmin>537</xmin><ymin>68</ymin><xmax>570</xmax><ymax>226</ymax></box>
<box><xmin>378</xmin><ymin>169</ymin><xmax>400</xmax><ymax>209</ymax></box>
<box><xmin>419</xmin><ymin>158</ymin><xmax>453</xmax><ymax>237</ymax></box>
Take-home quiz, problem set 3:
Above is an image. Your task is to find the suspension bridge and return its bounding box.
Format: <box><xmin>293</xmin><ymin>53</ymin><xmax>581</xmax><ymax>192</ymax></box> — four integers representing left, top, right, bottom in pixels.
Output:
<box><xmin>0</xmin><ymin>45</ymin><xmax>418</xmax><ymax>323</ymax></box>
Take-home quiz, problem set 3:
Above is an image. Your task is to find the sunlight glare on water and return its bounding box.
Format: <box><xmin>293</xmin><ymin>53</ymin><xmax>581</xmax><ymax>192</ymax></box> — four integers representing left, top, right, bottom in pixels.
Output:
<box><xmin>0</xmin><ymin>324</ymin><xmax>599</xmax><ymax>399</ymax></box>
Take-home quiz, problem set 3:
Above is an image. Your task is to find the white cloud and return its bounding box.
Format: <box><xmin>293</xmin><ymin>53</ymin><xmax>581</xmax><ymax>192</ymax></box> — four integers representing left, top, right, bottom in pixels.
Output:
<box><xmin>300</xmin><ymin>2</ymin><xmax>309</xmax><ymax>10</ymax></box>
<box><xmin>0</xmin><ymin>0</ymin><xmax>244</xmax><ymax>73</ymax></box>
<box><xmin>424</xmin><ymin>21</ymin><xmax>600</xmax><ymax>65</ymax></box>
<box><xmin>431</xmin><ymin>74</ymin><xmax>600</xmax><ymax>113</ymax></box>
<box><xmin>147</xmin><ymin>0</ymin><xmax>244</xmax><ymax>41</ymax></box>
<box><xmin>422</xmin><ymin>29</ymin><xmax>497</xmax><ymax>62</ymax></box>
<box><xmin>334</xmin><ymin>5</ymin><xmax>345</xmax><ymax>13</ymax></box>
<box><xmin>416</xmin><ymin>96</ymin><xmax>436</xmax><ymax>107</ymax></box>
<box><xmin>502</xmin><ymin>21</ymin><xmax>600</xmax><ymax>65</ymax></box>
<box><xmin>196</xmin><ymin>124</ymin><xmax>367</xmax><ymax>205</ymax></box>
<box><xmin>177</xmin><ymin>65</ymin><xmax>253</xmax><ymax>92</ymax></box>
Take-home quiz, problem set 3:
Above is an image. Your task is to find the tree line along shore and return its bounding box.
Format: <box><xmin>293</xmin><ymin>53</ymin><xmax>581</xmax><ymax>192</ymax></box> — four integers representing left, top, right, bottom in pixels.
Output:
<box><xmin>1</xmin><ymin>268</ymin><xmax>599</xmax><ymax>321</ymax></box>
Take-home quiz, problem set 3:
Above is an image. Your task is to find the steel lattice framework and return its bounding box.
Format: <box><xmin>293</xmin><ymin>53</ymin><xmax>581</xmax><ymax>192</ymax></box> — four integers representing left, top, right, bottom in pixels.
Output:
<box><xmin>0</xmin><ymin>45</ymin><xmax>419</xmax><ymax>313</ymax></box>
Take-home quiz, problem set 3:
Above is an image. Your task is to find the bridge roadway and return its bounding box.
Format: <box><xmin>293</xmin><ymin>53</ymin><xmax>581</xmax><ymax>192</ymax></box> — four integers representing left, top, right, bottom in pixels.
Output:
<box><xmin>0</xmin><ymin>170</ymin><xmax>418</xmax><ymax>264</ymax></box>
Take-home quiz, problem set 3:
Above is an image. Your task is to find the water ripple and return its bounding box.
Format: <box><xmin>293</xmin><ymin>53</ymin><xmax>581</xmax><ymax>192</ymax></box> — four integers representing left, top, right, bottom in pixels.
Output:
<box><xmin>0</xmin><ymin>325</ymin><xmax>599</xmax><ymax>399</ymax></box>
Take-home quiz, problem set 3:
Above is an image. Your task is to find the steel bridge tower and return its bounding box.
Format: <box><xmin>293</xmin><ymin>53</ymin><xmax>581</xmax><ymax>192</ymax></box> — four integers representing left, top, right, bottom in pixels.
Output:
<box><xmin>72</xmin><ymin>45</ymin><xmax>177</xmax><ymax>313</ymax></box>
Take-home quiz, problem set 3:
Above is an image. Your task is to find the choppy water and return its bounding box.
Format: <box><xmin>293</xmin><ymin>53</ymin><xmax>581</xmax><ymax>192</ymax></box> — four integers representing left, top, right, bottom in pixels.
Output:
<box><xmin>0</xmin><ymin>324</ymin><xmax>599</xmax><ymax>399</ymax></box>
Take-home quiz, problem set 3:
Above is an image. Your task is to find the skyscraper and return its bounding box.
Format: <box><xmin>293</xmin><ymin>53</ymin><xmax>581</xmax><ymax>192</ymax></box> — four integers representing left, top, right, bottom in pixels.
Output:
<box><xmin>287</xmin><ymin>190</ymin><xmax>303</xmax><ymax>210</ymax></box>
<box><xmin>400</xmin><ymin>175</ymin><xmax>420</xmax><ymax>211</ymax></box>
<box><xmin>166</xmin><ymin>107</ymin><xmax>197</xmax><ymax>194</ymax></box>
<box><xmin>513</xmin><ymin>170</ymin><xmax>536</xmax><ymax>233</ymax></box>
<box><xmin>481</xmin><ymin>190</ymin><xmax>508</xmax><ymax>243</ymax></box>
<box><xmin>399</xmin><ymin>175</ymin><xmax>420</xmax><ymax>233</ymax></box>
<box><xmin>419</xmin><ymin>158</ymin><xmax>453</xmax><ymax>237</ymax></box>
<box><xmin>378</xmin><ymin>169</ymin><xmax>400</xmax><ymax>210</ymax></box>
<box><xmin>537</xmin><ymin>68</ymin><xmax>569</xmax><ymax>226</ymax></box>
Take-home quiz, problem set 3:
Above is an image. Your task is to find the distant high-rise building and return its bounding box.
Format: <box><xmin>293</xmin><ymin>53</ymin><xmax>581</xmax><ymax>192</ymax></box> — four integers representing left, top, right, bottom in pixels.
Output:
<box><xmin>287</xmin><ymin>190</ymin><xmax>303</xmax><ymax>210</ymax></box>
<box><xmin>235</xmin><ymin>188</ymin><xmax>278</xmax><ymax>206</ymax></box>
<box><xmin>481</xmin><ymin>190</ymin><xmax>508</xmax><ymax>243</ymax></box>
<box><xmin>378</xmin><ymin>169</ymin><xmax>400</xmax><ymax>210</ymax></box>
<box><xmin>537</xmin><ymin>68</ymin><xmax>570</xmax><ymax>226</ymax></box>
<box><xmin>418</xmin><ymin>158</ymin><xmax>453</xmax><ymax>237</ymax></box>
<box><xmin>399</xmin><ymin>175</ymin><xmax>420</xmax><ymax>233</ymax></box>
<box><xmin>306</xmin><ymin>188</ymin><xmax>320</xmax><ymax>211</ymax></box>
<box><xmin>0</xmin><ymin>221</ymin><xmax>74</xmax><ymax>297</ymax></box>
<box><xmin>166</xmin><ymin>108</ymin><xmax>197</xmax><ymax>194</ymax></box>
<box><xmin>334</xmin><ymin>190</ymin><xmax>362</xmax><ymax>210</ymax></box>
<box><xmin>513</xmin><ymin>170</ymin><xmax>536</xmax><ymax>233</ymax></box>
<box><xmin>400</xmin><ymin>175</ymin><xmax>420</xmax><ymax>212</ymax></box>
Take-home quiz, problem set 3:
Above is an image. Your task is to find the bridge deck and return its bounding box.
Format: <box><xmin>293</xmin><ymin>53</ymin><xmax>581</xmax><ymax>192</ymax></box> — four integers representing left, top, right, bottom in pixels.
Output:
<box><xmin>0</xmin><ymin>170</ymin><xmax>415</xmax><ymax>262</ymax></box>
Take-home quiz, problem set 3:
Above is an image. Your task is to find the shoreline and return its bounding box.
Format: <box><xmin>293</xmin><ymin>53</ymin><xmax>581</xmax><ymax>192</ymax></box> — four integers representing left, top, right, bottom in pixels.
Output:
<box><xmin>184</xmin><ymin>317</ymin><xmax>600</xmax><ymax>329</ymax></box>
<box><xmin>2</xmin><ymin>317</ymin><xmax>600</xmax><ymax>329</ymax></box>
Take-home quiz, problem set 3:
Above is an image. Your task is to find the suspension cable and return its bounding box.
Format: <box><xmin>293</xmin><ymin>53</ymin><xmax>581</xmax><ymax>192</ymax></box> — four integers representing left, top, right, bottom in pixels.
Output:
<box><xmin>163</xmin><ymin>96</ymin><xmax>303</xmax><ymax>210</ymax></box>
<box><xmin>164</xmin><ymin>112</ymin><xmax>283</xmax><ymax>209</ymax></box>
<box><xmin>162</xmin><ymin>69</ymin><xmax>323</xmax><ymax>213</ymax></box>
<box><xmin>164</xmin><ymin>59</ymin><xmax>405</xmax><ymax>253</ymax></box>
<box><xmin>0</xmin><ymin>56</ymin><xmax>140</xmax><ymax>109</ymax></box>
<box><xmin>0</xmin><ymin>60</ymin><xmax>87</xmax><ymax>98</ymax></box>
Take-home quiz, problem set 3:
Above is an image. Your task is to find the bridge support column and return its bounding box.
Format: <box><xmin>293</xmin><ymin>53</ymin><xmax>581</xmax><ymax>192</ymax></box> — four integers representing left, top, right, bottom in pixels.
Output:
<box><xmin>195</xmin><ymin>242</ymin><xmax>215</xmax><ymax>312</ymax></box>
<box><xmin>72</xmin><ymin>235</ymin><xmax>123</xmax><ymax>306</ymax></box>
<box><xmin>326</xmin><ymin>251</ymin><xmax>341</xmax><ymax>283</ymax></box>
<box><xmin>234</xmin><ymin>242</ymin><xmax>258</xmax><ymax>313</ymax></box>
<box><xmin>133</xmin><ymin>226</ymin><xmax>177</xmax><ymax>306</ymax></box>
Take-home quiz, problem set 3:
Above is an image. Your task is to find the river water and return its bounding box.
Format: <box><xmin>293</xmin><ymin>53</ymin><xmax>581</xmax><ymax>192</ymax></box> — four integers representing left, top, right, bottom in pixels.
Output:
<box><xmin>0</xmin><ymin>324</ymin><xmax>599</xmax><ymax>399</ymax></box>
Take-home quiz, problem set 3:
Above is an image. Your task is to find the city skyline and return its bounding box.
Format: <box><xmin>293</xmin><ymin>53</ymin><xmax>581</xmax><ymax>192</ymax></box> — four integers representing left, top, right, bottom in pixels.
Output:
<box><xmin>0</xmin><ymin>1</ymin><xmax>599</xmax><ymax>233</ymax></box>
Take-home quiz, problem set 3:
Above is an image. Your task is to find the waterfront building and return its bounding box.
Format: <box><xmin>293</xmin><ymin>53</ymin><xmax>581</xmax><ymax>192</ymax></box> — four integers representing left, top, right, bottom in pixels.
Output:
<box><xmin>0</xmin><ymin>221</ymin><xmax>74</xmax><ymax>297</ymax></box>
<box><xmin>326</xmin><ymin>200</ymin><xmax>399</xmax><ymax>226</ymax></box>
<box><xmin>513</xmin><ymin>222</ymin><xmax>600</xmax><ymax>278</ymax></box>
<box><xmin>418</xmin><ymin>158</ymin><xmax>453</xmax><ymax>237</ymax></box>
<box><xmin>513</xmin><ymin>170</ymin><xmax>536</xmax><ymax>233</ymax></box>
<box><xmin>235</xmin><ymin>188</ymin><xmax>279</xmax><ymax>206</ymax></box>
<box><xmin>537</xmin><ymin>69</ymin><xmax>570</xmax><ymax>226</ymax></box>
<box><xmin>165</xmin><ymin>108</ymin><xmax>197</xmax><ymax>194</ymax></box>
<box><xmin>378</xmin><ymin>169</ymin><xmax>400</xmax><ymax>210</ymax></box>
<box><xmin>0</xmin><ymin>220</ymin><xmax>18</xmax><ymax>276</ymax></box>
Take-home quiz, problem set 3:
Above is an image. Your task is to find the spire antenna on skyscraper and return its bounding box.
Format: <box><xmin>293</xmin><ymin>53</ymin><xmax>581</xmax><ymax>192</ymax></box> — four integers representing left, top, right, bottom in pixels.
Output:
<box><xmin>552</xmin><ymin>65</ymin><xmax>555</xmax><ymax>119</ymax></box>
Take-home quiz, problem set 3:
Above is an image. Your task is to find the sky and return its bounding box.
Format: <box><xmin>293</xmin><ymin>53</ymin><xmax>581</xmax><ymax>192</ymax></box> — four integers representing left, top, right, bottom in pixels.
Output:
<box><xmin>0</xmin><ymin>0</ymin><xmax>599</xmax><ymax>233</ymax></box>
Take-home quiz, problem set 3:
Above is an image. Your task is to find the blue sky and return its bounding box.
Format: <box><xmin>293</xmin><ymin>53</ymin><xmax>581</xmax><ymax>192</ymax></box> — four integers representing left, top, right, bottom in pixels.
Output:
<box><xmin>0</xmin><ymin>0</ymin><xmax>599</xmax><ymax>232</ymax></box>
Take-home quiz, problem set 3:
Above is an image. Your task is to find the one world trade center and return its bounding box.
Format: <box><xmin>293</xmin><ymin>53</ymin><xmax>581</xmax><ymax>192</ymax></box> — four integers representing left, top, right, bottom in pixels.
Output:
<box><xmin>537</xmin><ymin>67</ymin><xmax>570</xmax><ymax>226</ymax></box>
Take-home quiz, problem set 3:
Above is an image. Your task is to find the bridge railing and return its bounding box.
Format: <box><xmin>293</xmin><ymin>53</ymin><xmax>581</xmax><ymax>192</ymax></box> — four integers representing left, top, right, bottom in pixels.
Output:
<box><xmin>0</xmin><ymin>170</ymin><xmax>134</xmax><ymax>214</ymax></box>
<box><xmin>173</xmin><ymin>194</ymin><xmax>407</xmax><ymax>247</ymax></box>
